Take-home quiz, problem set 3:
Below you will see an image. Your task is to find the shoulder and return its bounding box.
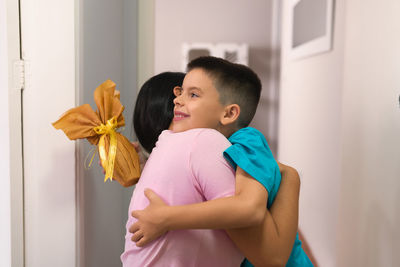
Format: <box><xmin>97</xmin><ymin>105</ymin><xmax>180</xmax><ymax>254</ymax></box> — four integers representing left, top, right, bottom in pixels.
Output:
<box><xmin>191</xmin><ymin>128</ymin><xmax>231</xmax><ymax>151</ymax></box>
<box><xmin>187</xmin><ymin>130</ymin><xmax>236</xmax><ymax>200</ymax></box>
<box><xmin>228</xmin><ymin>127</ymin><xmax>269</xmax><ymax>153</ymax></box>
<box><xmin>229</xmin><ymin>127</ymin><xmax>264</xmax><ymax>143</ymax></box>
<box><xmin>183</xmin><ymin>129</ymin><xmax>231</xmax><ymax>163</ymax></box>
<box><xmin>170</xmin><ymin>128</ymin><xmax>230</xmax><ymax>147</ymax></box>
<box><xmin>224</xmin><ymin>127</ymin><xmax>279</xmax><ymax>191</ymax></box>
<box><xmin>184</xmin><ymin>128</ymin><xmax>227</xmax><ymax>139</ymax></box>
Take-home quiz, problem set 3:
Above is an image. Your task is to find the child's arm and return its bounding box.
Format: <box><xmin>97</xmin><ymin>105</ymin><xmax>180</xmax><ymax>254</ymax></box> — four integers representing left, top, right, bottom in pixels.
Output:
<box><xmin>226</xmin><ymin>162</ymin><xmax>300</xmax><ymax>266</ymax></box>
<box><xmin>130</xmin><ymin>164</ymin><xmax>299</xmax><ymax>254</ymax></box>
<box><xmin>130</xmin><ymin>166</ymin><xmax>268</xmax><ymax>245</ymax></box>
<box><xmin>131</xmin><ymin>163</ymin><xmax>300</xmax><ymax>265</ymax></box>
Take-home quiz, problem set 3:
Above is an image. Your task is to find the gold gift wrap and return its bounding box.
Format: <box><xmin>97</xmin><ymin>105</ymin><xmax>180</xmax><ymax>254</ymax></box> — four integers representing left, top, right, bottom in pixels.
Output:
<box><xmin>52</xmin><ymin>80</ymin><xmax>140</xmax><ymax>187</ymax></box>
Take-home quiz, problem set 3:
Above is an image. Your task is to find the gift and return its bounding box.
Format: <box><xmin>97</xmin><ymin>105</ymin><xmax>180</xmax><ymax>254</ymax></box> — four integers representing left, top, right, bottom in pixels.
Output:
<box><xmin>52</xmin><ymin>80</ymin><xmax>140</xmax><ymax>187</ymax></box>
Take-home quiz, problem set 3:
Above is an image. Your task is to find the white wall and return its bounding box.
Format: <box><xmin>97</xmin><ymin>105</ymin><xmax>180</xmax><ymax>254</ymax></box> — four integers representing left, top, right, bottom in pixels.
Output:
<box><xmin>279</xmin><ymin>1</ymin><xmax>345</xmax><ymax>265</ymax></box>
<box><xmin>337</xmin><ymin>0</ymin><xmax>400</xmax><ymax>266</ymax></box>
<box><xmin>20</xmin><ymin>0</ymin><xmax>76</xmax><ymax>266</ymax></box>
<box><xmin>154</xmin><ymin>0</ymin><xmax>280</xmax><ymax>153</ymax></box>
<box><xmin>0</xmin><ymin>0</ymin><xmax>11</xmax><ymax>265</ymax></box>
<box><xmin>280</xmin><ymin>0</ymin><xmax>400</xmax><ymax>266</ymax></box>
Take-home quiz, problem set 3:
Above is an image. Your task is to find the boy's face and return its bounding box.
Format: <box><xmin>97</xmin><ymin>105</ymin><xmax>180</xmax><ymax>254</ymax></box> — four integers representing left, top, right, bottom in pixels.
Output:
<box><xmin>171</xmin><ymin>68</ymin><xmax>225</xmax><ymax>133</ymax></box>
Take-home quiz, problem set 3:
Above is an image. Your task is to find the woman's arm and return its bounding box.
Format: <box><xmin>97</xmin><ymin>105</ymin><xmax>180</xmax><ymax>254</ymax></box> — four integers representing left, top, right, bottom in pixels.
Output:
<box><xmin>226</xmin><ymin>163</ymin><xmax>300</xmax><ymax>266</ymax></box>
<box><xmin>130</xmin><ymin>166</ymin><xmax>268</xmax><ymax>246</ymax></box>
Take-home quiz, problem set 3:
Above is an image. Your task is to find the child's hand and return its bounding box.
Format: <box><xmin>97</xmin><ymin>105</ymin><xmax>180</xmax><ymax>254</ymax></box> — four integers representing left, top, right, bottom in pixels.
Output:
<box><xmin>129</xmin><ymin>189</ymin><xmax>170</xmax><ymax>247</ymax></box>
<box><xmin>131</xmin><ymin>141</ymin><xmax>140</xmax><ymax>152</ymax></box>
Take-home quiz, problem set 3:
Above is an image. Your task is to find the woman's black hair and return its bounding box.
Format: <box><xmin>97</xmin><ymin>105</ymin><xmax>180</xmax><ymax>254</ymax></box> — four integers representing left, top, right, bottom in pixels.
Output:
<box><xmin>133</xmin><ymin>72</ymin><xmax>185</xmax><ymax>153</ymax></box>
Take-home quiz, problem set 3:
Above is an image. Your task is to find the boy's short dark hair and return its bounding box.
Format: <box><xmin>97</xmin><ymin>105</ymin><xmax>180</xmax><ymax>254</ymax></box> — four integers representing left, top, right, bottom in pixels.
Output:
<box><xmin>187</xmin><ymin>56</ymin><xmax>261</xmax><ymax>128</ymax></box>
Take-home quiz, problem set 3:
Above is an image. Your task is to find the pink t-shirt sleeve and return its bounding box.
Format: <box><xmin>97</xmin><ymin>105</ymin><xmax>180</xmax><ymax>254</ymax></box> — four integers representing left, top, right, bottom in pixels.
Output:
<box><xmin>189</xmin><ymin>129</ymin><xmax>236</xmax><ymax>200</ymax></box>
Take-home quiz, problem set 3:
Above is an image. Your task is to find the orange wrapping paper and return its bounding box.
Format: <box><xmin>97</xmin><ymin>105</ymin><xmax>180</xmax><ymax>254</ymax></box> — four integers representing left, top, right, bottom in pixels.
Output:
<box><xmin>52</xmin><ymin>80</ymin><xmax>140</xmax><ymax>187</ymax></box>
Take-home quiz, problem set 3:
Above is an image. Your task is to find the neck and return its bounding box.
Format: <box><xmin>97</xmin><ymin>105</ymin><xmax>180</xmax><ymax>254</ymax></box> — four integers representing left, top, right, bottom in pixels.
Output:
<box><xmin>218</xmin><ymin>124</ymin><xmax>238</xmax><ymax>139</ymax></box>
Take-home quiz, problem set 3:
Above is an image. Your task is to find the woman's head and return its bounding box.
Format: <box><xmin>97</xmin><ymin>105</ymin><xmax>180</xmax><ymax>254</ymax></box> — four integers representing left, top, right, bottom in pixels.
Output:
<box><xmin>133</xmin><ymin>72</ymin><xmax>185</xmax><ymax>153</ymax></box>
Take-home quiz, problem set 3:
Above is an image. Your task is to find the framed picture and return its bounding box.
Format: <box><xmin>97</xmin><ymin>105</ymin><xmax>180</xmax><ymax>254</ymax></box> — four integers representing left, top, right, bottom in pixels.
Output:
<box><xmin>288</xmin><ymin>0</ymin><xmax>334</xmax><ymax>60</ymax></box>
<box><xmin>181</xmin><ymin>43</ymin><xmax>248</xmax><ymax>71</ymax></box>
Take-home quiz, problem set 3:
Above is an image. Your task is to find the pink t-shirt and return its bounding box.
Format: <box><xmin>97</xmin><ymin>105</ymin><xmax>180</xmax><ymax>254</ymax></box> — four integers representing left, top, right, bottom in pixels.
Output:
<box><xmin>121</xmin><ymin>128</ymin><xmax>244</xmax><ymax>267</ymax></box>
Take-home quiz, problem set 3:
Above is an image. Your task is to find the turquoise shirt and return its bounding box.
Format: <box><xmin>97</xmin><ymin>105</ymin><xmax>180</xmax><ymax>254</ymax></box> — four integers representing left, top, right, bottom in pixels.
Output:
<box><xmin>224</xmin><ymin>127</ymin><xmax>313</xmax><ymax>267</ymax></box>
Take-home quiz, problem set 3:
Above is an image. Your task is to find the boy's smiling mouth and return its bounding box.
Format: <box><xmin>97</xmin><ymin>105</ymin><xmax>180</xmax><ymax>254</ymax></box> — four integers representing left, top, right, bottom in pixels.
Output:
<box><xmin>173</xmin><ymin>111</ymin><xmax>189</xmax><ymax>121</ymax></box>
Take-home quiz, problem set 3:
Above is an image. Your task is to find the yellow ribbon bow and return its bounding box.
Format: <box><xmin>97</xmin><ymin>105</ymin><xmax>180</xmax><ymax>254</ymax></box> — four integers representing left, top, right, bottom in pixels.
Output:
<box><xmin>93</xmin><ymin>117</ymin><xmax>118</xmax><ymax>182</ymax></box>
<box><xmin>52</xmin><ymin>80</ymin><xmax>141</xmax><ymax>187</ymax></box>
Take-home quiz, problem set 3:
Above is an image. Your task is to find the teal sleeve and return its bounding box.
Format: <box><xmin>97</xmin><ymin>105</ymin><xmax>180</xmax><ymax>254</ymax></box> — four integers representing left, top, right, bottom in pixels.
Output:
<box><xmin>227</xmin><ymin>128</ymin><xmax>313</xmax><ymax>266</ymax></box>
<box><xmin>224</xmin><ymin>127</ymin><xmax>281</xmax><ymax>208</ymax></box>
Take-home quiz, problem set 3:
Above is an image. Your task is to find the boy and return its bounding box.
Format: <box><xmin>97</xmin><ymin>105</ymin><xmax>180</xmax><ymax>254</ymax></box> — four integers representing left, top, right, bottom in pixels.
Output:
<box><xmin>128</xmin><ymin>57</ymin><xmax>312</xmax><ymax>266</ymax></box>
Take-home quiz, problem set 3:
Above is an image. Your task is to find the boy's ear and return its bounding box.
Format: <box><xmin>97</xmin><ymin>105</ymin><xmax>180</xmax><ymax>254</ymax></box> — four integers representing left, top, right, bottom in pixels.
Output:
<box><xmin>220</xmin><ymin>104</ymin><xmax>240</xmax><ymax>126</ymax></box>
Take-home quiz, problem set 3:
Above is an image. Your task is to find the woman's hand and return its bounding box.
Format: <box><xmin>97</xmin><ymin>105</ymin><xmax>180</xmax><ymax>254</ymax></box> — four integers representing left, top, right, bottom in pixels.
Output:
<box><xmin>129</xmin><ymin>189</ymin><xmax>170</xmax><ymax>247</ymax></box>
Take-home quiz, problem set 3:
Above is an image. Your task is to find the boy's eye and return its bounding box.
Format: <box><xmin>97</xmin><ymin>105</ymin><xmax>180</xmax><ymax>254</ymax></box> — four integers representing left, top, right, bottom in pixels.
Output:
<box><xmin>190</xmin><ymin>93</ymin><xmax>199</xmax><ymax>98</ymax></box>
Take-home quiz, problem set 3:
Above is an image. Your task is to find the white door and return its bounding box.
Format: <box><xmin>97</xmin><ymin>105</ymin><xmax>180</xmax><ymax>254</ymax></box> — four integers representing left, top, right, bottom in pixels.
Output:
<box><xmin>9</xmin><ymin>1</ymin><xmax>138</xmax><ymax>266</ymax></box>
<box><xmin>20</xmin><ymin>0</ymin><xmax>76</xmax><ymax>266</ymax></box>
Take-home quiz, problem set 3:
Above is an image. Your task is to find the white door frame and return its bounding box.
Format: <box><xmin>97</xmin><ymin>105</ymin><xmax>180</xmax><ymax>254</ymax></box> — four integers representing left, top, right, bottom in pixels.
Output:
<box><xmin>6</xmin><ymin>0</ymin><xmax>25</xmax><ymax>266</ymax></box>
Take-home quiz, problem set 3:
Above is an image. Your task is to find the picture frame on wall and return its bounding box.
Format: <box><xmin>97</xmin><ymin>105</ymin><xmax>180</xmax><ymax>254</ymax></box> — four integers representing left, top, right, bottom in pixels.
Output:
<box><xmin>288</xmin><ymin>0</ymin><xmax>334</xmax><ymax>60</ymax></box>
<box><xmin>181</xmin><ymin>43</ymin><xmax>248</xmax><ymax>71</ymax></box>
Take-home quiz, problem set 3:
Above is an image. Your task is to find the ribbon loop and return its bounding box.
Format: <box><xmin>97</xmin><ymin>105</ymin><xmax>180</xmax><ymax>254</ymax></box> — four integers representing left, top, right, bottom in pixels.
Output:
<box><xmin>94</xmin><ymin>117</ymin><xmax>118</xmax><ymax>182</ymax></box>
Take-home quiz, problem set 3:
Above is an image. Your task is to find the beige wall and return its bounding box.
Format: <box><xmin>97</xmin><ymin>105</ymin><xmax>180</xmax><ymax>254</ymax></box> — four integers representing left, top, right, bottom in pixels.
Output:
<box><xmin>280</xmin><ymin>0</ymin><xmax>400</xmax><ymax>266</ymax></box>
<box><xmin>154</xmin><ymin>0</ymin><xmax>280</xmax><ymax>153</ymax></box>
<box><xmin>337</xmin><ymin>0</ymin><xmax>400</xmax><ymax>266</ymax></box>
<box><xmin>77</xmin><ymin>0</ymin><xmax>138</xmax><ymax>266</ymax></box>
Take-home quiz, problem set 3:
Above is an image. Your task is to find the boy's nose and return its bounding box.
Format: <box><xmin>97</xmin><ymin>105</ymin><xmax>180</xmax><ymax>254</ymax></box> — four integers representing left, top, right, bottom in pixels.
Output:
<box><xmin>173</xmin><ymin>86</ymin><xmax>184</xmax><ymax>106</ymax></box>
<box><xmin>173</xmin><ymin>94</ymin><xmax>183</xmax><ymax>106</ymax></box>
